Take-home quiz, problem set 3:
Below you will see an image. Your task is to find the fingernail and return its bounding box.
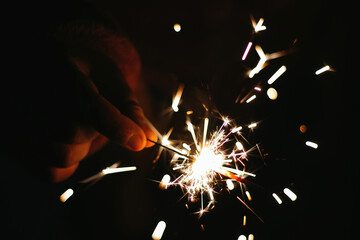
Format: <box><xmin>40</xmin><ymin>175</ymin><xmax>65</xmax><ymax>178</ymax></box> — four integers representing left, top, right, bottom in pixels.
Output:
<box><xmin>127</xmin><ymin>134</ymin><xmax>144</xmax><ymax>151</ymax></box>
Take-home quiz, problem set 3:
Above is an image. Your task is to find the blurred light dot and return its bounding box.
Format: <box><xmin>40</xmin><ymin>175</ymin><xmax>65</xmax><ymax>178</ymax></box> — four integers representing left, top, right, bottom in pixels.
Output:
<box><xmin>238</xmin><ymin>234</ymin><xmax>247</xmax><ymax>240</ymax></box>
<box><xmin>267</xmin><ymin>87</ymin><xmax>278</xmax><ymax>100</ymax></box>
<box><xmin>173</xmin><ymin>23</ymin><xmax>181</xmax><ymax>32</ymax></box>
<box><xmin>299</xmin><ymin>124</ymin><xmax>307</xmax><ymax>133</ymax></box>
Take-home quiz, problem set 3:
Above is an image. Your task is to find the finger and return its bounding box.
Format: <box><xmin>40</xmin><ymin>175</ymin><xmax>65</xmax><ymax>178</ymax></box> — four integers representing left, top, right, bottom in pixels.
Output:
<box><xmin>123</xmin><ymin>101</ymin><xmax>157</xmax><ymax>148</ymax></box>
<box><xmin>88</xmin><ymin>92</ymin><xmax>147</xmax><ymax>151</ymax></box>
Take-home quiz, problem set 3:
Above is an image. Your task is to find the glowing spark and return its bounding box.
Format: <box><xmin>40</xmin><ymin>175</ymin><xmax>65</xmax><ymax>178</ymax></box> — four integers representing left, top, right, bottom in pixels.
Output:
<box><xmin>237</xmin><ymin>196</ymin><xmax>264</xmax><ymax>223</ymax></box>
<box><xmin>254</xmin><ymin>86</ymin><xmax>261</xmax><ymax>91</ymax></box>
<box><xmin>267</xmin><ymin>65</ymin><xmax>286</xmax><ymax>85</ymax></box>
<box><xmin>226</xmin><ymin>179</ymin><xmax>235</xmax><ymax>190</ymax></box>
<box><xmin>267</xmin><ymin>87</ymin><xmax>278</xmax><ymax>100</ymax></box>
<box><xmin>182</xmin><ymin>143</ymin><xmax>191</xmax><ymax>151</ymax></box>
<box><xmin>231</xmin><ymin>126</ymin><xmax>242</xmax><ymax>133</ymax></box>
<box><xmin>254</xmin><ymin>18</ymin><xmax>266</xmax><ymax>32</ymax></box>
<box><xmin>152</xmin><ymin>221</ymin><xmax>166</xmax><ymax>240</ymax></box>
<box><xmin>172</xmin><ymin>83</ymin><xmax>184</xmax><ymax>112</ymax></box>
<box><xmin>272</xmin><ymin>193</ymin><xmax>282</xmax><ymax>204</ymax></box>
<box><xmin>242</xmin><ymin>42</ymin><xmax>253</xmax><ymax>60</ymax></box>
<box><xmin>299</xmin><ymin>124</ymin><xmax>307</xmax><ymax>133</ymax></box>
<box><xmin>283</xmin><ymin>188</ymin><xmax>297</xmax><ymax>201</ymax></box>
<box><xmin>305</xmin><ymin>141</ymin><xmax>318</xmax><ymax>149</ymax></box>
<box><xmin>102</xmin><ymin>166</ymin><xmax>136</xmax><ymax>175</ymax></box>
<box><xmin>315</xmin><ymin>65</ymin><xmax>330</xmax><ymax>75</ymax></box>
<box><xmin>173</xmin><ymin>23</ymin><xmax>181</xmax><ymax>32</ymax></box>
<box><xmin>245</xmin><ymin>191</ymin><xmax>252</xmax><ymax>201</ymax></box>
<box><xmin>243</xmin><ymin>215</ymin><xmax>247</xmax><ymax>226</ymax></box>
<box><xmin>60</xmin><ymin>188</ymin><xmax>74</xmax><ymax>203</ymax></box>
<box><xmin>249</xmin><ymin>46</ymin><xmax>267</xmax><ymax>78</ymax></box>
<box><xmin>246</xmin><ymin>94</ymin><xmax>256</xmax><ymax>103</ymax></box>
<box><xmin>160</xmin><ymin>174</ymin><xmax>171</xmax><ymax>189</ymax></box>
<box><xmin>236</xmin><ymin>141</ymin><xmax>243</xmax><ymax>151</ymax></box>
<box><xmin>238</xmin><ymin>235</ymin><xmax>247</xmax><ymax>240</ymax></box>
<box><xmin>248</xmin><ymin>234</ymin><xmax>254</xmax><ymax>240</ymax></box>
<box><xmin>248</xmin><ymin>123</ymin><xmax>257</xmax><ymax>129</ymax></box>
<box><xmin>186</xmin><ymin>120</ymin><xmax>200</xmax><ymax>151</ymax></box>
<box><xmin>203</xmin><ymin>118</ymin><xmax>209</xmax><ymax>148</ymax></box>
<box><xmin>221</xmin><ymin>166</ymin><xmax>256</xmax><ymax>177</ymax></box>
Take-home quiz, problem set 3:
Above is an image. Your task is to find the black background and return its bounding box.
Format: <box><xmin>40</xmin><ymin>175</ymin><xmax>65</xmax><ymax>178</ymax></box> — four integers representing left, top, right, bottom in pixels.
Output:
<box><xmin>1</xmin><ymin>0</ymin><xmax>354</xmax><ymax>239</ymax></box>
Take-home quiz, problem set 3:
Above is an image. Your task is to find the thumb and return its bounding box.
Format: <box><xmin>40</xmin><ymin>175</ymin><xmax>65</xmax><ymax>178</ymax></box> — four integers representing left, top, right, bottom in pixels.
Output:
<box><xmin>88</xmin><ymin>92</ymin><xmax>147</xmax><ymax>151</ymax></box>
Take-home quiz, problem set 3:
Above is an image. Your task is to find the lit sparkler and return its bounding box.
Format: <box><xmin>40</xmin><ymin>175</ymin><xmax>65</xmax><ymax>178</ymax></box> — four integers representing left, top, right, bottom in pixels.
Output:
<box><xmin>151</xmin><ymin>115</ymin><xmax>258</xmax><ymax>216</ymax></box>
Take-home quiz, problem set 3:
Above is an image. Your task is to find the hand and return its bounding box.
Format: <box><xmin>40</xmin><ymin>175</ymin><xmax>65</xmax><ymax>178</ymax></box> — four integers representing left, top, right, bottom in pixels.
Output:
<box><xmin>39</xmin><ymin>22</ymin><xmax>157</xmax><ymax>182</ymax></box>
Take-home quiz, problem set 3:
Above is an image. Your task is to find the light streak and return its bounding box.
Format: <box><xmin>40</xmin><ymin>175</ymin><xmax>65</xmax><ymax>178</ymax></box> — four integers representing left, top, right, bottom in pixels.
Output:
<box><xmin>243</xmin><ymin>215</ymin><xmax>247</xmax><ymax>226</ymax></box>
<box><xmin>242</xmin><ymin>42</ymin><xmax>253</xmax><ymax>60</ymax></box>
<box><xmin>231</xmin><ymin>126</ymin><xmax>242</xmax><ymax>133</ymax></box>
<box><xmin>102</xmin><ymin>166</ymin><xmax>136</xmax><ymax>175</ymax></box>
<box><xmin>237</xmin><ymin>196</ymin><xmax>264</xmax><ymax>223</ymax></box>
<box><xmin>60</xmin><ymin>188</ymin><xmax>74</xmax><ymax>203</ymax></box>
<box><xmin>267</xmin><ymin>87</ymin><xmax>278</xmax><ymax>100</ymax></box>
<box><xmin>173</xmin><ymin>23</ymin><xmax>181</xmax><ymax>32</ymax></box>
<box><xmin>246</xmin><ymin>94</ymin><xmax>256</xmax><ymax>103</ymax></box>
<box><xmin>248</xmin><ymin>123</ymin><xmax>257</xmax><ymax>129</ymax></box>
<box><xmin>172</xmin><ymin>83</ymin><xmax>184</xmax><ymax>112</ymax></box>
<box><xmin>267</xmin><ymin>65</ymin><xmax>286</xmax><ymax>85</ymax></box>
<box><xmin>283</xmin><ymin>188</ymin><xmax>297</xmax><ymax>201</ymax></box>
<box><xmin>236</xmin><ymin>141</ymin><xmax>244</xmax><ymax>151</ymax></box>
<box><xmin>203</xmin><ymin>118</ymin><xmax>209</xmax><ymax>148</ymax></box>
<box><xmin>254</xmin><ymin>86</ymin><xmax>261</xmax><ymax>91</ymax></box>
<box><xmin>305</xmin><ymin>141</ymin><xmax>318</xmax><ymax>149</ymax></box>
<box><xmin>315</xmin><ymin>65</ymin><xmax>330</xmax><ymax>75</ymax></box>
<box><xmin>254</xmin><ymin>18</ymin><xmax>266</xmax><ymax>32</ymax></box>
<box><xmin>245</xmin><ymin>191</ymin><xmax>252</xmax><ymax>201</ymax></box>
<box><xmin>272</xmin><ymin>193</ymin><xmax>282</xmax><ymax>204</ymax></box>
<box><xmin>152</xmin><ymin>221</ymin><xmax>166</xmax><ymax>240</ymax></box>
<box><xmin>249</xmin><ymin>46</ymin><xmax>267</xmax><ymax>78</ymax></box>
<box><xmin>221</xmin><ymin>166</ymin><xmax>256</xmax><ymax>177</ymax></box>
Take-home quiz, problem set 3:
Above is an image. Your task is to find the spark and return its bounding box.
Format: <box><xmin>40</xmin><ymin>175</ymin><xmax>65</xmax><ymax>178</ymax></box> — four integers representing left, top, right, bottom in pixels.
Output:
<box><xmin>173</xmin><ymin>23</ymin><xmax>181</xmax><ymax>32</ymax></box>
<box><xmin>160</xmin><ymin>174</ymin><xmax>171</xmax><ymax>189</ymax></box>
<box><xmin>172</xmin><ymin>83</ymin><xmax>184</xmax><ymax>112</ymax></box>
<box><xmin>231</xmin><ymin>126</ymin><xmax>243</xmax><ymax>133</ymax></box>
<box><xmin>249</xmin><ymin>46</ymin><xmax>267</xmax><ymax>78</ymax></box>
<box><xmin>272</xmin><ymin>193</ymin><xmax>283</xmax><ymax>204</ymax></box>
<box><xmin>102</xmin><ymin>166</ymin><xmax>136</xmax><ymax>175</ymax></box>
<box><xmin>246</xmin><ymin>94</ymin><xmax>256</xmax><ymax>103</ymax></box>
<box><xmin>243</xmin><ymin>215</ymin><xmax>247</xmax><ymax>226</ymax></box>
<box><xmin>152</xmin><ymin>221</ymin><xmax>166</xmax><ymax>240</ymax></box>
<box><xmin>245</xmin><ymin>191</ymin><xmax>252</xmax><ymax>201</ymax></box>
<box><xmin>157</xmin><ymin>116</ymin><xmax>260</xmax><ymax>215</ymax></box>
<box><xmin>248</xmin><ymin>123</ymin><xmax>257</xmax><ymax>129</ymax></box>
<box><xmin>226</xmin><ymin>179</ymin><xmax>235</xmax><ymax>190</ymax></box>
<box><xmin>254</xmin><ymin>18</ymin><xmax>266</xmax><ymax>32</ymax></box>
<box><xmin>238</xmin><ymin>235</ymin><xmax>247</xmax><ymax>240</ymax></box>
<box><xmin>242</xmin><ymin>42</ymin><xmax>253</xmax><ymax>60</ymax></box>
<box><xmin>283</xmin><ymin>188</ymin><xmax>297</xmax><ymax>201</ymax></box>
<box><xmin>237</xmin><ymin>196</ymin><xmax>264</xmax><ymax>223</ymax></box>
<box><xmin>267</xmin><ymin>87</ymin><xmax>278</xmax><ymax>100</ymax></box>
<box><xmin>248</xmin><ymin>234</ymin><xmax>255</xmax><ymax>240</ymax></box>
<box><xmin>60</xmin><ymin>188</ymin><xmax>74</xmax><ymax>203</ymax></box>
<box><xmin>254</xmin><ymin>86</ymin><xmax>261</xmax><ymax>91</ymax></box>
<box><xmin>267</xmin><ymin>65</ymin><xmax>286</xmax><ymax>85</ymax></box>
<box><xmin>315</xmin><ymin>65</ymin><xmax>330</xmax><ymax>75</ymax></box>
<box><xmin>305</xmin><ymin>141</ymin><xmax>318</xmax><ymax>149</ymax></box>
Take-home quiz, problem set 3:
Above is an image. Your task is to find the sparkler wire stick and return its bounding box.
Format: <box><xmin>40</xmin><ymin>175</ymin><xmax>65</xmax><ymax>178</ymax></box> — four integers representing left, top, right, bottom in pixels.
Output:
<box><xmin>147</xmin><ymin>139</ymin><xmax>194</xmax><ymax>160</ymax></box>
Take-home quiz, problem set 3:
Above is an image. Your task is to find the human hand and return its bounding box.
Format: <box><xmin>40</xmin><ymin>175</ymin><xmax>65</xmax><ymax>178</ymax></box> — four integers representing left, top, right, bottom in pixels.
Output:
<box><xmin>43</xmin><ymin>23</ymin><xmax>157</xmax><ymax>182</ymax></box>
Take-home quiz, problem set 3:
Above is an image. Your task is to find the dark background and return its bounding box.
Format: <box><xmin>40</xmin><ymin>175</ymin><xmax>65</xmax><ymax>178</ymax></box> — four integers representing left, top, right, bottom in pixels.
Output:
<box><xmin>1</xmin><ymin>0</ymin><xmax>354</xmax><ymax>239</ymax></box>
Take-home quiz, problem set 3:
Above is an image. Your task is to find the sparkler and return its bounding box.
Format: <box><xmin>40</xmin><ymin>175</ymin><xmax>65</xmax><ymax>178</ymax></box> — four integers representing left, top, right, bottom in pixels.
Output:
<box><xmin>150</xmin><ymin>115</ymin><xmax>259</xmax><ymax>216</ymax></box>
